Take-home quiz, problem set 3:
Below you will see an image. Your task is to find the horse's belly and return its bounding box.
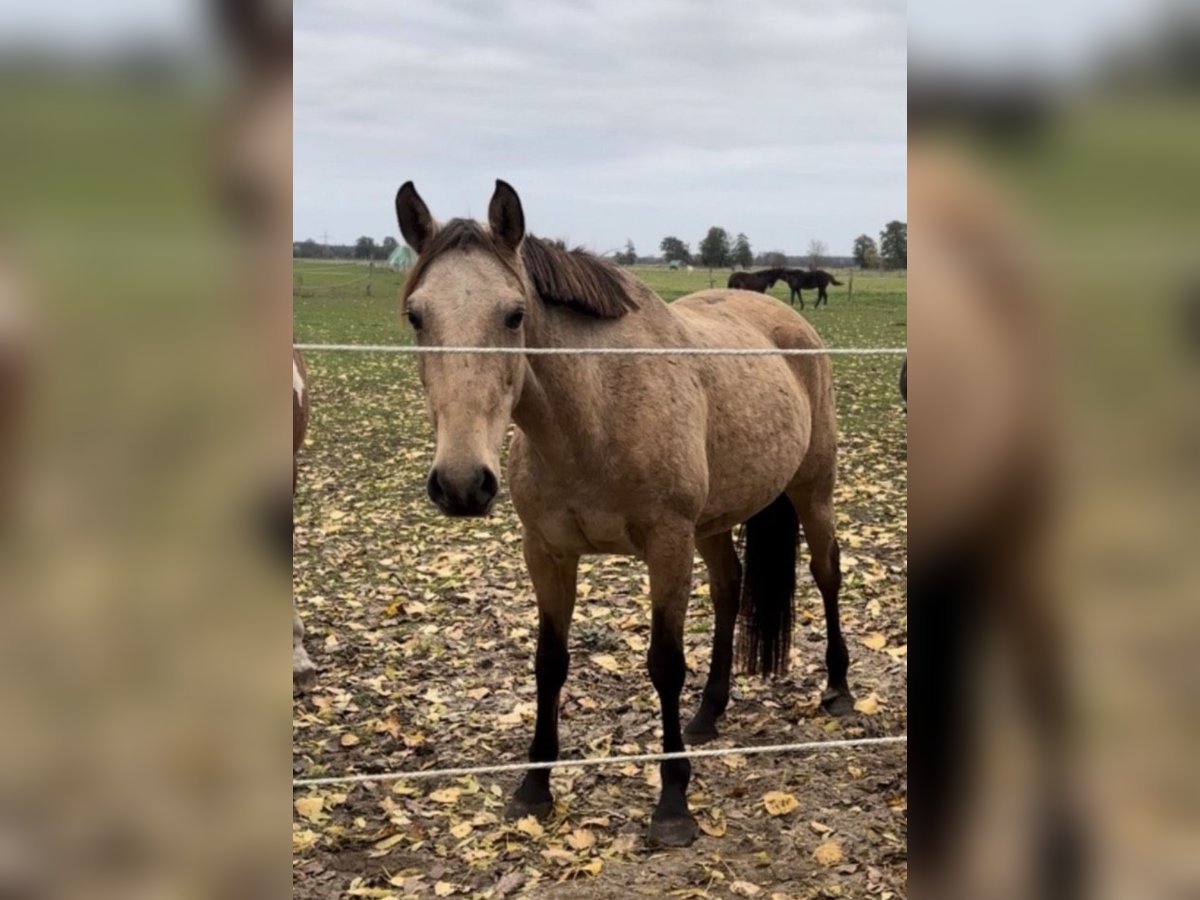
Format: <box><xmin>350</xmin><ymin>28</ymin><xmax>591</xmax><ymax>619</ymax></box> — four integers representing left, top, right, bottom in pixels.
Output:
<box><xmin>700</xmin><ymin>362</ymin><xmax>811</xmax><ymax>525</ymax></box>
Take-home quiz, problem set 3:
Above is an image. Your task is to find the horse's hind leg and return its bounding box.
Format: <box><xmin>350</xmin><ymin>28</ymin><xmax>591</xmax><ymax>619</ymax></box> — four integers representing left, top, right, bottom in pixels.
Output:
<box><xmin>788</xmin><ymin>477</ymin><xmax>853</xmax><ymax>715</ymax></box>
<box><xmin>506</xmin><ymin>533</ymin><xmax>579</xmax><ymax>820</ymax></box>
<box><xmin>684</xmin><ymin>530</ymin><xmax>741</xmax><ymax>744</ymax></box>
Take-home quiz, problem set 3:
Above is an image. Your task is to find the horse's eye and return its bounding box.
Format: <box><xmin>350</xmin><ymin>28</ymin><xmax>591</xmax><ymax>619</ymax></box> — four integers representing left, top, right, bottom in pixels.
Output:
<box><xmin>505</xmin><ymin>310</ymin><xmax>525</xmax><ymax>330</ymax></box>
<box><xmin>407</xmin><ymin>310</ymin><xmax>423</xmax><ymax>330</ymax></box>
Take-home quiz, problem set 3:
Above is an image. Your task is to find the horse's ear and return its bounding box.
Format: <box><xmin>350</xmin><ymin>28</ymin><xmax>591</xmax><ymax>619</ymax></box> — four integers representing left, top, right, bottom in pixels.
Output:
<box><xmin>395</xmin><ymin>182</ymin><xmax>436</xmax><ymax>255</ymax></box>
<box><xmin>488</xmin><ymin>179</ymin><xmax>525</xmax><ymax>252</ymax></box>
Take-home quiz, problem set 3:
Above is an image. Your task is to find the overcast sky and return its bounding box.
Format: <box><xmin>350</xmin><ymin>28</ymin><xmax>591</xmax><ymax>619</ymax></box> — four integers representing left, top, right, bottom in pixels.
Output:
<box><xmin>294</xmin><ymin>0</ymin><xmax>907</xmax><ymax>256</ymax></box>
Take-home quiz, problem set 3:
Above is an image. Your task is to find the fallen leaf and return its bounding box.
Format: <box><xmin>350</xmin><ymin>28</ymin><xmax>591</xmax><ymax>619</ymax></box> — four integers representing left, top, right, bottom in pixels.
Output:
<box><xmin>854</xmin><ymin>694</ymin><xmax>883</xmax><ymax>715</ymax></box>
<box><xmin>429</xmin><ymin>788</ymin><xmax>461</xmax><ymax>805</ymax></box>
<box><xmin>699</xmin><ymin>816</ymin><xmax>727</xmax><ymax>837</ymax></box>
<box><xmin>449</xmin><ymin>821</ymin><xmax>472</xmax><ymax>839</ymax></box>
<box><xmin>516</xmin><ymin>816</ymin><xmax>544</xmax><ymax>838</ymax></box>
<box><xmin>762</xmin><ymin>791</ymin><xmax>800</xmax><ymax>817</ymax></box>
<box><xmin>862</xmin><ymin>633</ymin><xmax>887</xmax><ymax>650</ymax></box>
<box><xmin>578</xmin><ymin>858</ymin><xmax>603</xmax><ymax>876</ymax></box>
<box><xmin>565</xmin><ymin>828</ymin><xmax>596</xmax><ymax>851</ymax></box>
<box><xmin>434</xmin><ymin>881</ymin><xmax>456</xmax><ymax>896</ymax></box>
<box><xmin>293</xmin><ymin>796</ymin><xmax>326</xmax><ymax>823</ymax></box>
<box><xmin>813</xmin><ymin>840</ymin><xmax>845</xmax><ymax>866</ymax></box>
<box><xmin>292</xmin><ymin>828</ymin><xmax>319</xmax><ymax>851</ymax></box>
<box><xmin>339</xmin><ymin>733</ymin><xmax>361</xmax><ymax>748</ymax></box>
<box><xmin>591</xmin><ymin>654</ymin><xmax>620</xmax><ymax>673</ymax></box>
<box><xmin>810</xmin><ymin>820</ymin><xmax>833</xmax><ymax>834</ymax></box>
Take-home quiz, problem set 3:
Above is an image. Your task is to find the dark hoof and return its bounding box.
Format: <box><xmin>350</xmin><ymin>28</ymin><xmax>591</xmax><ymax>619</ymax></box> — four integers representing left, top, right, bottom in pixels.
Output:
<box><xmin>292</xmin><ymin>656</ymin><xmax>316</xmax><ymax>695</ymax></box>
<box><xmin>821</xmin><ymin>685</ymin><xmax>855</xmax><ymax>717</ymax></box>
<box><xmin>648</xmin><ymin>813</ymin><xmax>699</xmax><ymax>849</ymax></box>
<box><xmin>501</xmin><ymin>796</ymin><xmax>552</xmax><ymax>825</ymax></box>
<box><xmin>683</xmin><ymin>714</ymin><xmax>720</xmax><ymax>746</ymax></box>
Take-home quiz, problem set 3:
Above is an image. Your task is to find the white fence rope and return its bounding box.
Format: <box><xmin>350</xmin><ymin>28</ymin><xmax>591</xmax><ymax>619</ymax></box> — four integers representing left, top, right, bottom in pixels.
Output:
<box><xmin>293</xmin><ymin>735</ymin><xmax>906</xmax><ymax>789</ymax></box>
<box><xmin>294</xmin><ymin>343</ymin><xmax>906</xmax><ymax>357</ymax></box>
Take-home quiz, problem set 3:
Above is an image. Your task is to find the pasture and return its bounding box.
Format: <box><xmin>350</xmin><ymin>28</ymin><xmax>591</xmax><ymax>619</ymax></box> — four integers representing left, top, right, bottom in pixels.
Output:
<box><xmin>292</xmin><ymin>261</ymin><xmax>907</xmax><ymax>899</ymax></box>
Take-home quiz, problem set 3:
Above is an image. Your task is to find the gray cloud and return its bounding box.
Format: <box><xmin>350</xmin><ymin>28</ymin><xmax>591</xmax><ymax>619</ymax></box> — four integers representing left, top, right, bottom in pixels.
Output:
<box><xmin>295</xmin><ymin>0</ymin><xmax>906</xmax><ymax>255</ymax></box>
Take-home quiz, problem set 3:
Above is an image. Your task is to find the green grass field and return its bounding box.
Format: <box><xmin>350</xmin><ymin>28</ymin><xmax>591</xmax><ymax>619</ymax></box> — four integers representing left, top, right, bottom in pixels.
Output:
<box><xmin>292</xmin><ymin>259</ymin><xmax>908</xmax><ymax>897</ymax></box>
<box><xmin>294</xmin><ymin>261</ymin><xmax>906</xmax><ymax>350</ymax></box>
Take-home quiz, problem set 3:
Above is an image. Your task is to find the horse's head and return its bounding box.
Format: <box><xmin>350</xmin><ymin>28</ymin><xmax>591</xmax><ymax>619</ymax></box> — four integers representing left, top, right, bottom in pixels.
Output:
<box><xmin>395</xmin><ymin>180</ymin><xmax>531</xmax><ymax>517</ymax></box>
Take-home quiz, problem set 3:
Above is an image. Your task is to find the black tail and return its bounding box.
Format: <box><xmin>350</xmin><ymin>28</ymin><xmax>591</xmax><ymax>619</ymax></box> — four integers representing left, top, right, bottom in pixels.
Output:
<box><xmin>736</xmin><ymin>494</ymin><xmax>799</xmax><ymax>678</ymax></box>
<box><xmin>829</xmin><ymin>277</ymin><xmax>843</xmax><ymax>285</ymax></box>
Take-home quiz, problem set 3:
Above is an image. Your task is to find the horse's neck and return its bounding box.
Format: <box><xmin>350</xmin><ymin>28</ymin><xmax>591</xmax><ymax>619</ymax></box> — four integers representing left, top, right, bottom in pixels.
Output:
<box><xmin>511</xmin><ymin>299</ymin><xmax>680</xmax><ymax>461</ymax></box>
<box><xmin>511</xmin><ymin>308</ymin><xmax>611</xmax><ymax>456</ymax></box>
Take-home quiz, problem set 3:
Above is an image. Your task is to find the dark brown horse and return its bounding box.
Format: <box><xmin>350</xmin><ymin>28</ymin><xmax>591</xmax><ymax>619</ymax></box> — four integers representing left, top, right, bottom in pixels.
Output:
<box><xmin>779</xmin><ymin>269</ymin><xmax>844</xmax><ymax>309</ymax></box>
<box><xmin>727</xmin><ymin>268</ymin><xmax>784</xmax><ymax>293</ymax></box>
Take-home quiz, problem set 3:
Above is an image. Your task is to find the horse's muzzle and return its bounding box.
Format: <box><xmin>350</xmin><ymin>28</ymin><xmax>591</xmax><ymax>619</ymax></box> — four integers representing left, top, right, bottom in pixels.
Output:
<box><xmin>427</xmin><ymin>465</ymin><xmax>498</xmax><ymax>517</ymax></box>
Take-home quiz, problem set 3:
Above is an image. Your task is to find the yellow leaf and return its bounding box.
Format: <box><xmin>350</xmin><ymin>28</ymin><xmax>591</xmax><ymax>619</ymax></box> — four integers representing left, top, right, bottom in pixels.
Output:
<box><xmin>854</xmin><ymin>694</ymin><xmax>883</xmax><ymax>715</ymax></box>
<box><xmin>809</xmin><ymin>820</ymin><xmax>833</xmax><ymax>834</ymax></box>
<box><xmin>579</xmin><ymin>858</ymin><xmax>603</xmax><ymax>877</ymax></box>
<box><xmin>813</xmin><ymin>840</ymin><xmax>844</xmax><ymax>866</ymax></box>
<box><xmin>565</xmin><ymin>828</ymin><xmax>596</xmax><ymax>851</ymax></box>
<box><xmin>449</xmin><ymin>821</ymin><xmax>473</xmax><ymax>839</ymax></box>
<box><xmin>340</xmin><ymin>733</ymin><xmax>361</xmax><ymax>748</ymax></box>
<box><xmin>698</xmin><ymin>816</ymin><xmax>727</xmax><ymax>837</ymax></box>
<box><xmin>294</xmin><ymin>796</ymin><xmax>326</xmax><ymax>823</ymax></box>
<box><xmin>516</xmin><ymin>816</ymin><xmax>544</xmax><ymax>838</ymax></box>
<box><xmin>861</xmin><ymin>633</ymin><xmax>887</xmax><ymax>651</ymax></box>
<box><xmin>429</xmin><ymin>787</ymin><xmax>461</xmax><ymax>805</ymax></box>
<box><xmin>372</xmin><ymin>833</ymin><xmax>405</xmax><ymax>854</ymax></box>
<box><xmin>434</xmin><ymin>881</ymin><xmax>456</xmax><ymax>896</ymax></box>
<box><xmin>592</xmin><ymin>654</ymin><xmax>620</xmax><ymax>673</ymax></box>
<box><xmin>292</xmin><ymin>828</ymin><xmax>319</xmax><ymax>851</ymax></box>
<box><xmin>762</xmin><ymin>791</ymin><xmax>800</xmax><ymax>817</ymax></box>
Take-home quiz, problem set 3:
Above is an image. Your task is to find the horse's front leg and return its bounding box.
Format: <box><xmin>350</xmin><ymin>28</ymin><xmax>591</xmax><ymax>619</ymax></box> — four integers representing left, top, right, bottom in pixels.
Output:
<box><xmin>506</xmin><ymin>533</ymin><xmax>579</xmax><ymax>820</ymax></box>
<box><xmin>645</xmin><ymin>524</ymin><xmax>700</xmax><ymax>848</ymax></box>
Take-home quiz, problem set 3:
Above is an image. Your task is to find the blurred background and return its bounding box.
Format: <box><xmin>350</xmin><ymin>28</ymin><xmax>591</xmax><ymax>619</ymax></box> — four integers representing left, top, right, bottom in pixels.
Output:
<box><xmin>2</xmin><ymin>0</ymin><xmax>1197</xmax><ymax>896</ymax></box>
<box><xmin>0</xmin><ymin>0</ymin><xmax>288</xmax><ymax>897</ymax></box>
<box><xmin>910</xmin><ymin>0</ymin><xmax>1199</xmax><ymax>897</ymax></box>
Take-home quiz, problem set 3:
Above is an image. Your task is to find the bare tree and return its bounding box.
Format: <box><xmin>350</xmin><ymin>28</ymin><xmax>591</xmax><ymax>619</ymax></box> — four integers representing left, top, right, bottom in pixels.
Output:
<box><xmin>807</xmin><ymin>239</ymin><xmax>828</xmax><ymax>270</ymax></box>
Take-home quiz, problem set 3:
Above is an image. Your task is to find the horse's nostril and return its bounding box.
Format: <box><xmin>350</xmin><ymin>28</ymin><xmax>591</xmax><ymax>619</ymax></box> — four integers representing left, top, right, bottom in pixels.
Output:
<box><xmin>478</xmin><ymin>467</ymin><xmax>498</xmax><ymax>501</ymax></box>
<box><xmin>426</xmin><ymin>468</ymin><xmax>446</xmax><ymax>503</ymax></box>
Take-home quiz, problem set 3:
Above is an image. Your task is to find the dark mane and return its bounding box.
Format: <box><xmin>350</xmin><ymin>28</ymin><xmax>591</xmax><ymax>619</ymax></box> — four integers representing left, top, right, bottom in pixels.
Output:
<box><xmin>520</xmin><ymin>235</ymin><xmax>638</xmax><ymax>319</ymax></box>
<box><xmin>402</xmin><ymin>219</ymin><xmax>638</xmax><ymax>319</ymax></box>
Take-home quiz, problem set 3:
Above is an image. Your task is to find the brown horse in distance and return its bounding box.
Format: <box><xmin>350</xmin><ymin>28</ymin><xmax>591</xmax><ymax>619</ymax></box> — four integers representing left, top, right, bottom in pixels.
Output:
<box><xmin>728</xmin><ymin>268</ymin><xmax>784</xmax><ymax>293</ymax></box>
<box><xmin>780</xmin><ymin>268</ymin><xmax>844</xmax><ymax>309</ymax></box>
<box><xmin>395</xmin><ymin>179</ymin><xmax>851</xmax><ymax>849</ymax></box>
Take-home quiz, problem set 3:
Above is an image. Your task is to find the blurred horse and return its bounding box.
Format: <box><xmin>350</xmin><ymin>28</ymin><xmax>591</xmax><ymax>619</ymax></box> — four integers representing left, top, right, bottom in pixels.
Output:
<box><xmin>727</xmin><ymin>268</ymin><xmax>784</xmax><ymax>293</ymax></box>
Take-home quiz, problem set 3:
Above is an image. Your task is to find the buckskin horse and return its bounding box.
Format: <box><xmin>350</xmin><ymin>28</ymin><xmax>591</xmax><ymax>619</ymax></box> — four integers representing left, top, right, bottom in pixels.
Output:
<box><xmin>395</xmin><ymin>180</ymin><xmax>851</xmax><ymax>848</ymax></box>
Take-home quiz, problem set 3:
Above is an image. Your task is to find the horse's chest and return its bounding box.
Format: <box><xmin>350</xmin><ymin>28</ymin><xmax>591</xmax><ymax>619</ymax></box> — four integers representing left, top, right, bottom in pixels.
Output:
<box><xmin>509</xmin><ymin>451</ymin><xmax>643</xmax><ymax>555</ymax></box>
<box><xmin>546</xmin><ymin>506</ymin><xmax>639</xmax><ymax>556</ymax></box>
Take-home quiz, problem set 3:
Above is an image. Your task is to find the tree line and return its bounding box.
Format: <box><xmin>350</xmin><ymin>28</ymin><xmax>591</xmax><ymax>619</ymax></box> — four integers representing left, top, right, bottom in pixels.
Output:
<box><xmin>646</xmin><ymin>221</ymin><xmax>906</xmax><ymax>271</ymax></box>
<box><xmin>293</xmin><ymin>236</ymin><xmax>399</xmax><ymax>261</ymax></box>
<box><xmin>295</xmin><ymin>221</ymin><xmax>908</xmax><ymax>271</ymax></box>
